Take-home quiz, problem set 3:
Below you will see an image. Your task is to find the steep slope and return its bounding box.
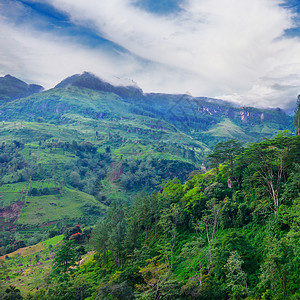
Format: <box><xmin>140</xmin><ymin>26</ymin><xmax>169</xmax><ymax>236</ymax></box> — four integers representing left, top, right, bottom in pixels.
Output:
<box><xmin>0</xmin><ymin>73</ymin><xmax>294</xmax><ymax>258</ymax></box>
<box><xmin>54</xmin><ymin>72</ymin><xmax>293</xmax><ymax>144</ymax></box>
<box><xmin>139</xmin><ymin>93</ymin><xmax>292</xmax><ymax>145</ymax></box>
<box><xmin>0</xmin><ymin>73</ymin><xmax>293</xmax><ymax>146</ymax></box>
<box><xmin>0</xmin><ymin>86</ymin><xmax>133</xmax><ymax>122</ymax></box>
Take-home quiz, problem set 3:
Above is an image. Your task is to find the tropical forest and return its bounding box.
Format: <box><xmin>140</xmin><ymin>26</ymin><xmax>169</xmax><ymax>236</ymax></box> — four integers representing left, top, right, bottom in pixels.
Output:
<box><xmin>0</xmin><ymin>73</ymin><xmax>299</xmax><ymax>299</ymax></box>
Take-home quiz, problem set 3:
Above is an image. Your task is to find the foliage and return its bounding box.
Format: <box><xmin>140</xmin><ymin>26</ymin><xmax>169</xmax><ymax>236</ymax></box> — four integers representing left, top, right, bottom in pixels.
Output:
<box><xmin>0</xmin><ymin>78</ymin><xmax>298</xmax><ymax>298</ymax></box>
<box><xmin>293</xmin><ymin>94</ymin><xmax>300</xmax><ymax>135</ymax></box>
<box><xmin>52</xmin><ymin>241</ymin><xmax>77</xmax><ymax>275</ymax></box>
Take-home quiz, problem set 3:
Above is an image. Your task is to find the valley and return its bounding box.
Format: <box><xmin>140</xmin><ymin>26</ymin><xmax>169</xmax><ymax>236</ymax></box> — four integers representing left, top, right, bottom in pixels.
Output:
<box><xmin>0</xmin><ymin>73</ymin><xmax>298</xmax><ymax>299</ymax></box>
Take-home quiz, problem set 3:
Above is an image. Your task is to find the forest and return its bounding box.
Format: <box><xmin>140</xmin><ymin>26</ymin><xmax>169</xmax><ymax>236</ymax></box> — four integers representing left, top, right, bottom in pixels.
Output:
<box><xmin>0</xmin><ymin>77</ymin><xmax>299</xmax><ymax>299</ymax></box>
<box><xmin>1</xmin><ymin>130</ymin><xmax>299</xmax><ymax>299</ymax></box>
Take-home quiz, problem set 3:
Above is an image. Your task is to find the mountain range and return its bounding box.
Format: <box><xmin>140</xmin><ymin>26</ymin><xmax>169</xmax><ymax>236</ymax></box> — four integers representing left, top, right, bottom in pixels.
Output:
<box><xmin>0</xmin><ymin>72</ymin><xmax>293</xmax><ymax>146</ymax></box>
<box><xmin>0</xmin><ymin>72</ymin><xmax>295</xmax><ymax>257</ymax></box>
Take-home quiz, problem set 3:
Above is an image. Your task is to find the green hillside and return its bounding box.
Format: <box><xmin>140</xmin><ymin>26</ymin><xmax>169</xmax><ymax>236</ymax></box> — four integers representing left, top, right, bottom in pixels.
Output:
<box><xmin>0</xmin><ymin>74</ymin><xmax>294</xmax><ymax>257</ymax></box>
<box><xmin>1</xmin><ymin>134</ymin><xmax>299</xmax><ymax>299</ymax></box>
<box><xmin>0</xmin><ymin>74</ymin><xmax>297</xmax><ymax>299</ymax></box>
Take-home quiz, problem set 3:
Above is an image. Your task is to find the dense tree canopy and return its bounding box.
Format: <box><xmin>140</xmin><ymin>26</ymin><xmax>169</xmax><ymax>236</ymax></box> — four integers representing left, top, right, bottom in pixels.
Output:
<box><xmin>1</xmin><ymin>134</ymin><xmax>299</xmax><ymax>299</ymax></box>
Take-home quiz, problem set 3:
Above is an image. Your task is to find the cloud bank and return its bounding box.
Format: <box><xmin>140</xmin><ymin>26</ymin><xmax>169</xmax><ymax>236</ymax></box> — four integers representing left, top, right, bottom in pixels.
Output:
<box><xmin>1</xmin><ymin>0</ymin><xmax>300</xmax><ymax>109</ymax></box>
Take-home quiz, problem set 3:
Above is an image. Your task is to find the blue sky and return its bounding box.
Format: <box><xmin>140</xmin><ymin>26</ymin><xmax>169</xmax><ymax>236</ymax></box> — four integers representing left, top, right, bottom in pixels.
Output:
<box><xmin>0</xmin><ymin>0</ymin><xmax>300</xmax><ymax>109</ymax></box>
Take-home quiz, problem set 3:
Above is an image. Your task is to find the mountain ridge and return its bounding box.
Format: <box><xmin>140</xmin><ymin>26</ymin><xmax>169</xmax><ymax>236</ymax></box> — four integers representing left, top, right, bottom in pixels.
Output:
<box><xmin>55</xmin><ymin>72</ymin><xmax>144</xmax><ymax>100</ymax></box>
<box><xmin>0</xmin><ymin>74</ymin><xmax>44</xmax><ymax>104</ymax></box>
<box><xmin>0</xmin><ymin>72</ymin><xmax>296</xmax><ymax>274</ymax></box>
<box><xmin>0</xmin><ymin>73</ymin><xmax>293</xmax><ymax>147</ymax></box>
<box><xmin>0</xmin><ymin>72</ymin><xmax>293</xmax><ymax>113</ymax></box>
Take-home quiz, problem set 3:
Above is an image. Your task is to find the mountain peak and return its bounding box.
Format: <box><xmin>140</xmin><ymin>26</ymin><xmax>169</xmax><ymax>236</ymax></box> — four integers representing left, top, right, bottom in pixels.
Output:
<box><xmin>0</xmin><ymin>75</ymin><xmax>44</xmax><ymax>104</ymax></box>
<box><xmin>55</xmin><ymin>72</ymin><xmax>143</xmax><ymax>99</ymax></box>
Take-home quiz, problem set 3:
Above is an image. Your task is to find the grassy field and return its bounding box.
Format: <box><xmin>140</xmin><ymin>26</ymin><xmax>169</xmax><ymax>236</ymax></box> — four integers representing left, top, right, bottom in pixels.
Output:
<box><xmin>1</xmin><ymin>235</ymin><xmax>64</xmax><ymax>295</ymax></box>
<box><xmin>18</xmin><ymin>188</ymin><xmax>105</xmax><ymax>225</ymax></box>
<box><xmin>0</xmin><ymin>235</ymin><xmax>63</xmax><ymax>260</ymax></box>
<box><xmin>0</xmin><ymin>182</ymin><xmax>29</xmax><ymax>206</ymax></box>
<box><xmin>204</xmin><ymin>118</ymin><xmax>252</xmax><ymax>140</ymax></box>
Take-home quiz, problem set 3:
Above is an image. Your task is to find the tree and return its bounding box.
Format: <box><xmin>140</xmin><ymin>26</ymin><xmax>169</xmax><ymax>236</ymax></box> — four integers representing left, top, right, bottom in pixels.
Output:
<box><xmin>180</xmin><ymin>237</ymin><xmax>210</xmax><ymax>288</ymax></box>
<box><xmin>2</xmin><ymin>285</ymin><xmax>23</xmax><ymax>300</ymax></box>
<box><xmin>293</xmin><ymin>95</ymin><xmax>300</xmax><ymax>136</ymax></box>
<box><xmin>69</xmin><ymin>171</ymin><xmax>81</xmax><ymax>188</ymax></box>
<box><xmin>158</xmin><ymin>203</ymin><xmax>181</xmax><ymax>269</ymax></box>
<box><xmin>209</xmin><ymin>139</ymin><xmax>243</xmax><ymax>175</ymax></box>
<box><xmin>52</xmin><ymin>241</ymin><xmax>77</xmax><ymax>275</ymax></box>
<box><xmin>138</xmin><ymin>257</ymin><xmax>173</xmax><ymax>300</ymax></box>
<box><xmin>213</xmin><ymin>230</ymin><xmax>257</xmax><ymax>284</ymax></box>
<box><xmin>224</xmin><ymin>251</ymin><xmax>248</xmax><ymax>299</ymax></box>
<box><xmin>90</xmin><ymin>219</ymin><xmax>109</xmax><ymax>264</ymax></box>
<box><xmin>91</xmin><ymin>202</ymin><xmax>126</xmax><ymax>267</ymax></box>
<box><xmin>241</xmin><ymin>137</ymin><xmax>290</xmax><ymax>211</ymax></box>
<box><xmin>107</xmin><ymin>204</ymin><xmax>127</xmax><ymax>267</ymax></box>
<box><xmin>200</xmin><ymin>198</ymin><xmax>222</xmax><ymax>267</ymax></box>
<box><xmin>97</xmin><ymin>281</ymin><xmax>134</xmax><ymax>300</ymax></box>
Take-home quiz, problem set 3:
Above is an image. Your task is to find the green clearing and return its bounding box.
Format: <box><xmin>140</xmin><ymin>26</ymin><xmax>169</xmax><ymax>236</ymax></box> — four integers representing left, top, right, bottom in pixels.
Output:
<box><xmin>1</xmin><ymin>236</ymin><xmax>63</xmax><ymax>260</ymax></box>
<box><xmin>99</xmin><ymin>179</ymin><xmax>129</xmax><ymax>202</ymax></box>
<box><xmin>0</xmin><ymin>182</ymin><xmax>62</xmax><ymax>207</ymax></box>
<box><xmin>1</xmin><ymin>235</ymin><xmax>65</xmax><ymax>296</ymax></box>
<box><xmin>0</xmin><ymin>182</ymin><xmax>28</xmax><ymax>206</ymax></box>
<box><xmin>18</xmin><ymin>188</ymin><xmax>104</xmax><ymax>225</ymax></box>
<box><xmin>204</xmin><ymin>118</ymin><xmax>252</xmax><ymax>140</ymax></box>
<box><xmin>0</xmin><ymin>121</ymin><xmax>81</xmax><ymax>143</ymax></box>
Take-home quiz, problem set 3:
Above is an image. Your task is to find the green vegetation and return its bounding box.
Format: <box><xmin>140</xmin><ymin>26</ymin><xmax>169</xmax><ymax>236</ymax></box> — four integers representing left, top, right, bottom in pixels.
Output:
<box><xmin>294</xmin><ymin>95</ymin><xmax>300</xmax><ymax>135</ymax></box>
<box><xmin>0</xmin><ymin>134</ymin><xmax>298</xmax><ymax>299</ymax></box>
<box><xmin>0</xmin><ymin>235</ymin><xmax>64</xmax><ymax>296</ymax></box>
<box><xmin>0</xmin><ymin>74</ymin><xmax>297</xmax><ymax>299</ymax></box>
<box><xmin>0</xmin><ymin>74</ymin><xmax>43</xmax><ymax>105</ymax></box>
<box><xmin>19</xmin><ymin>188</ymin><xmax>104</xmax><ymax>225</ymax></box>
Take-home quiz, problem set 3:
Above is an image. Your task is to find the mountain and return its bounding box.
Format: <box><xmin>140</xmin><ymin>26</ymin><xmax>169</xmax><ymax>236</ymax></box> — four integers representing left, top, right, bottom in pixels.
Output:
<box><xmin>55</xmin><ymin>72</ymin><xmax>143</xmax><ymax>100</ymax></box>
<box><xmin>0</xmin><ymin>73</ymin><xmax>298</xmax><ymax>299</ymax></box>
<box><xmin>0</xmin><ymin>72</ymin><xmax>293</xmax><ymax>146</ymax></box>
<box><xmin>0</xmin><ymin>72</ymin><xmax>295</xmax><ymax>261</ymax></box>
<box><xmin>0</xmin><ymin>74</ymin><xmax>43</xmax><ymax>105</ymax></box>
<box><xmin>140</xmin><ymin>93</ymin><xmax>292</xmax><ymax>146</ymax></box>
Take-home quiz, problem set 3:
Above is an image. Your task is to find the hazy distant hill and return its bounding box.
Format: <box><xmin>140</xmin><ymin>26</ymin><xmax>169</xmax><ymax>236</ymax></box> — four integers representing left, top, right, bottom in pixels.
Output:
<box><xmin>0</xmin><ymin>74</ymin><xmax>43</xmax><ymax>105</ymax></box>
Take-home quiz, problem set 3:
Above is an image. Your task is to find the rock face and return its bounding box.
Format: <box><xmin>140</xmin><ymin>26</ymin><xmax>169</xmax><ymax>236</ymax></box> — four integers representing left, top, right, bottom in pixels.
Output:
<box><xmin>141</xmin><ymin>93</ymin><xmax>291</xmax><ymax>130</ymax></box>
<box><xmin>0</xmin><ymin>75</ymin><xmax>44</xmax><ymax>104</ymax></box>
<box><xmin>0</xmin><ymin>72</ymin><xmax>293</xmax><ymax>145</ymax></box>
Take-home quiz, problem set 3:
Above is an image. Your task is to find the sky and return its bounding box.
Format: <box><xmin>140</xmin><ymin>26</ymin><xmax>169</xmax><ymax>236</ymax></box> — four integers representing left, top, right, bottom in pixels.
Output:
<box><xmin>0</xmin><ymin>0</ymin><xmax>300</xmax><ymax>110</ymax></box>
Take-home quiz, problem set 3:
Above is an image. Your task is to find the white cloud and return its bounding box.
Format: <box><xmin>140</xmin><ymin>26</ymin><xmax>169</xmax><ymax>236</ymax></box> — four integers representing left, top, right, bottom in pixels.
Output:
<box><xmin>1</xmin><ymin>0</ymin><xmax>300</xmax><ymax>109</ymax></box>
<box><xmin>43</xmin><ymin>0</ymin><xmax>300</xmax><ymax>108</ymax></box>
<box><xmin>0</xmin><ymin>15</ymin><xmax>145</xmax><ymax>88</ymax></box>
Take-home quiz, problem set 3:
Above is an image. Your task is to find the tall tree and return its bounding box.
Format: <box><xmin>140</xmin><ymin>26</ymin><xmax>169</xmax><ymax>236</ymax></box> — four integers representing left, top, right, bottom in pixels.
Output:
<box><xmin>90</xmin><ymin>219</ymin><xmax>109</xmax><ymax>264</ymax></box>
<box><xmin>180</xmin><ymin>237</ymin><xmax>209</xmax><ymax>287</ymax></box>
<box><xmin>293</xmin><ymin>95</ymin><xmax>300</xmax><ymax>136</ymax></box>
<box><xmin>209</xmin><ymin>139</ymin><xmax>243</xmax><ymax>175</ymax></box>
<box><xmin>52</xmin><ymin>241</ymin><xmax>77</xmax><ymax>275</ymax></box>
<box><xmin>158</xmin><ymin>203</ymin><xmax>181</xmax><ymax>269</ymax></box>
<box><xmin>240</xmin><ymin>137</ymin><xmax>293</xmax><ymax>212</ymax></box>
